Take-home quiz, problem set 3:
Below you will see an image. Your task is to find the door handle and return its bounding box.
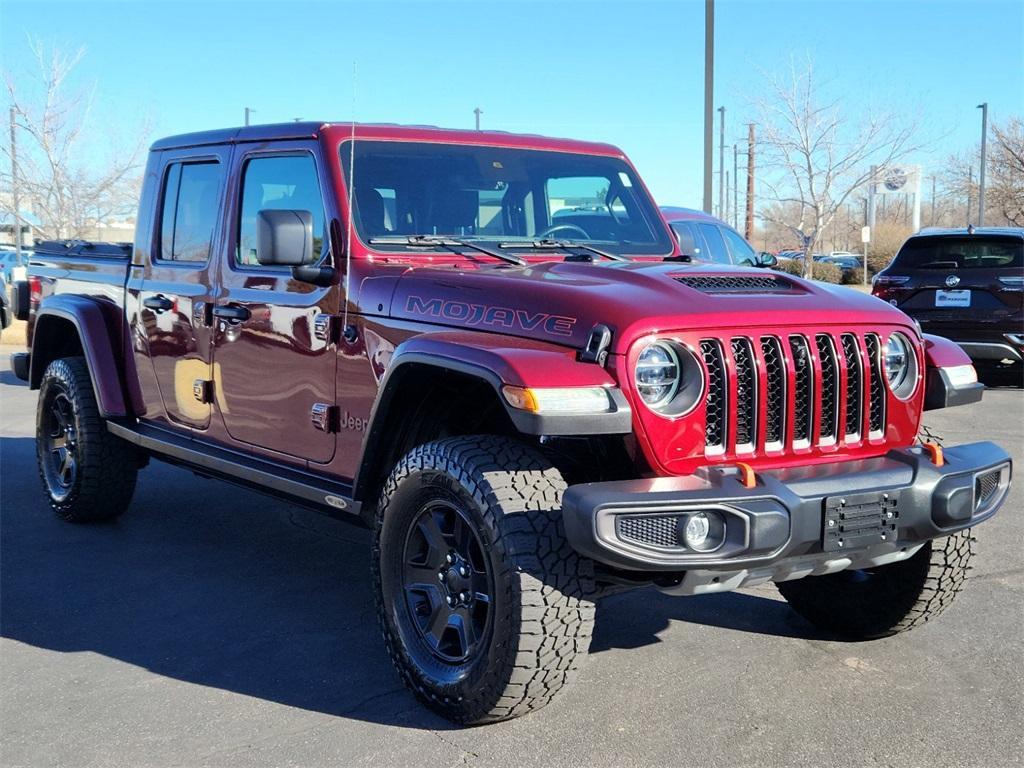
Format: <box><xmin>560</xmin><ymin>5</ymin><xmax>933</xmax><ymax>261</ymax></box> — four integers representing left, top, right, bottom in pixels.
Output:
<box><xmin>212</xmin><ymin>304</ymin><xmax>251</xmax><ymax>323</ymax></box>
<box><xmin>143</xmin><ymin>295</ymin><xmax>174</xmax><ymax>313</ymax></box>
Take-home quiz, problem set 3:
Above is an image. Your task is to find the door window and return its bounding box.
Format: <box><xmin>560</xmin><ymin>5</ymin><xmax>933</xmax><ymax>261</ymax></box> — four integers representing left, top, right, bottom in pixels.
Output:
<box><xmin>696</xmin><ymin>223</ymin><xmax>732</xmax><ymax>265</ymax></box>
<box><xmin>670</xmin><ymin>222</ymin><xmax>703</xmax><ymax>259</ymax></box>
<box><xmin>720</xmin><ymin>226</ymin><xmax>757</xmax><ymax>266</ymax></box>
<box><xmin>158</xmin><ymin>162</ymin><xmax>222</xmax><ymax>263</ymax></box>
<box><xmin>237</xmin><ymin>154</ymin><xmax>326</xmax><ymax>267</ymax></box>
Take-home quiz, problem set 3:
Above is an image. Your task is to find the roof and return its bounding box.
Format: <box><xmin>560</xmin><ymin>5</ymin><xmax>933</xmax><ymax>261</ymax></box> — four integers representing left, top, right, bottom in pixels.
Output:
<box><xmin>150</xmin><ymin>122</ymin><xmax>624</xmax><ymax>156</ymax></box>
<box><xmin>659</xmin><ymin>206</ymin><xmax>729</xmax><ymax>226</ymax></box>
<box><xmin>914</xmin><ymin>226</ymin><xmax>1024</xmax><ymax>238</ymax></box>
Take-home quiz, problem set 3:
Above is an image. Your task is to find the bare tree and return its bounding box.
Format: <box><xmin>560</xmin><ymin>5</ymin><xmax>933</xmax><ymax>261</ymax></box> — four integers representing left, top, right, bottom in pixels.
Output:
<box><xmin>1</xmin><ymin>37</ymin><xmax>149</xmax><ymax>241</ymax></box>
<box><xmin>989</xmin><ymin>116</ymin><xmax>1024</xmax><ymax>226</ymax></box>
<box><xmin>755</xmin><ymin>57</ymin><xmax>923</xmax><ymax>277</ymax></box>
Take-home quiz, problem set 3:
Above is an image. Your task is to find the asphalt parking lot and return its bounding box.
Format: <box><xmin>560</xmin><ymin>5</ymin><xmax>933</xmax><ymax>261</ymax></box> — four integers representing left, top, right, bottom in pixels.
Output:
<box><xmin>1</xmin><ymin>349</ymin><xmax>1022</xmax><ymax>768</ymax></box>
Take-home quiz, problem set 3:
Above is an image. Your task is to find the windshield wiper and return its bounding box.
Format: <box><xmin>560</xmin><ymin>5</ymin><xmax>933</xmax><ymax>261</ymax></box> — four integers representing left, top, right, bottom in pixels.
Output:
<box><xmin>367</xmin><ymin>235</ymin><xmax>526</xmax><ymax>266</ymax></box>
<box><xmin>497</xmin><ymin>239</ymin><xmax>630</xmax><ymax>262</ymax></box>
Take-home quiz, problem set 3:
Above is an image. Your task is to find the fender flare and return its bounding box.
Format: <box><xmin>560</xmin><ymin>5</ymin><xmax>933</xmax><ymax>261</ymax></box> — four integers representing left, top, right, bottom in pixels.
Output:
<box><xmin>922</xmin><ymin>333</ymin><xmax>984</xmax><ymax>410</ymax></box>
<box><xmin>352</xmin><ymin>331</ymin><xmax>632</xmax><ymax>505</ymax></box>
<box><xmin>30</xmin><ymin>295</ymin><xmax>130</xmax><ymax>418</ymax></box>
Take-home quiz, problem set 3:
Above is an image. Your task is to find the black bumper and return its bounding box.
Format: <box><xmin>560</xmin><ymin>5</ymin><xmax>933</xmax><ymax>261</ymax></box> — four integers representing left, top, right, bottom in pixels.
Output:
<box><xmin>562</xmin><ymin>442</ymin><xmax>1011</xmax><ymax>572</ymax></box>
<box><xmin>9</xmin><ymin>352</ymin><xmax>29</xmax><ymax>382</ymax></box>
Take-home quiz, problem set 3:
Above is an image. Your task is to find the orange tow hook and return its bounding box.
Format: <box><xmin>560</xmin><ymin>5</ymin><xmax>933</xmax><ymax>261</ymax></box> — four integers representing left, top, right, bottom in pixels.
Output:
<box><xmin>736</xmin><ymin>462</ymin><xmax>757</xmax><ymax>489</ymax></box>
<box><xmin>922</xmin><ymin>442</ymin><xmax>945</xmax><ymax>467</ymax></box>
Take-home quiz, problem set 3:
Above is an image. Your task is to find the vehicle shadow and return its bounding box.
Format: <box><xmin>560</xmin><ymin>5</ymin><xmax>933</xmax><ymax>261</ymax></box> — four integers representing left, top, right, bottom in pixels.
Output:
<box><xmin>1</xmin><ymin>434</ymin><xmax>823</xmax><ymax>729</ymax></box>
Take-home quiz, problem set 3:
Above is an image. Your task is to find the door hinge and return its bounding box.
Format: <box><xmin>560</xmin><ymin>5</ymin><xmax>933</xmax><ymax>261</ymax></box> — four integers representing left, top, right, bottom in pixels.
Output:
<box><xmin>311</xmin><ymin>403</ymin><xmax>339</xmax><ymax>432</ymax></box>
<box><xmin>314</xmin><ymin>314</ymin><xmax>337</xmax><ymax>343</ymax></box>
<box><xmin>193</xmin><ymin>379</ymin><xmax>214</xmax><ymax>404</ymax></box>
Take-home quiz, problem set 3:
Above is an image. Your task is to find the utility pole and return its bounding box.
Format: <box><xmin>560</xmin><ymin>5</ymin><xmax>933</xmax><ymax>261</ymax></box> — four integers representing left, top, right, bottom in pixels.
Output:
<box><xmin>744</xmin><ymin>123</ymin><xmax>755</xmax><ymax>241</ymax></box>
<box><xmin>977</xmin><ymin>102</ymin><xmax>988</xmax><ymax>226</ymax></box>
<box><xmin>717</xmin><ymin>106</ymin><xmax>725</xmax><ymax>219</ymax></box>
<box><xmin>725</xmin><ymin>171</ymin><xmax>730</xmax><ymax>223</ymax></box>
<box><xmin>702</xmin><ymin>0</ymin><xmax>714</xmax><ymax>214</ymax></box>
<box><xmin>244</xmin><ymin>107</ymin><xmax>254</xmax><ymax>126</ymax></box>
<box><xmin>732</xmin><ymin>144</ymin><xmax>739</xmax><ymax>229</ymax></box>
<box><xmin>9</xmin><ymin>107</ymin><xmax>21</xmax><ymax>258</ymax></box>
<box><xmin>474</xmin><ymin>107</ymin><xmax>482</xmax><ymax>131</ymax></box>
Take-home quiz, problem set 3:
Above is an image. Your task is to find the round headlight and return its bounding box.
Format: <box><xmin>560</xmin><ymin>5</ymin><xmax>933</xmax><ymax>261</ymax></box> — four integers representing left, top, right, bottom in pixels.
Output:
<box><xmin>635</xmin><ymin>342</ymin><xmax>680</xmax><ymax>407</ymax></box>
<box><xmin>634</xmin><ymin>341</ymin><xmax>705</xmax><ymax>416</ymax></box>
<box><xmin>883</xmin><ymin>332</ymin><xmax>918</xmax><ymax>400</ymax></box>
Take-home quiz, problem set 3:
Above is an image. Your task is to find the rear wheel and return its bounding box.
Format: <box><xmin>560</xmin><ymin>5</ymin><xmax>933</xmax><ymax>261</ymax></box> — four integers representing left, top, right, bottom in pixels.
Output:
<box><xmin>776</xmin><ymin>530</ymin><xmax>974</xmax><ymax>638</ymax></box>
<box><xmin>36</xmin><ymin>357</ymin><xmax>139</xmax><ymax>522</ymax></box>
<box><xmin>372</xmin><ymin>435</ymin><xmax>596</xmax><ymax>724</ymax></box>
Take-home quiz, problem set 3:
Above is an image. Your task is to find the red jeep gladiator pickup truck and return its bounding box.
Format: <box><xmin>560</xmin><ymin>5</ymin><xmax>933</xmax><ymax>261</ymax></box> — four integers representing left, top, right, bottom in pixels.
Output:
<box><xmin>9</xmin><ymin>122</ymin><xmax>1011</xmax><ymax>724</ymax></box>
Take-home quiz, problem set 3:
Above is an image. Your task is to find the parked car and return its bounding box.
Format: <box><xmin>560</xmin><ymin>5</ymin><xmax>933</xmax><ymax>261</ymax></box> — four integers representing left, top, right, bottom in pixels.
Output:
<box><xmin>0</xmin><ymin>248</ymin><xmax>31</xmax><ymax>284</ymax></box>
<box><xmin>10</xmin><ymin>122</ymin><xmax>1005</xmax><ymax>725</ymax></box>
<box><xmin>820</xmin><ymin>254</ymin><xmax>865</xmax><ymax>277</ymax></box>
<box><xmin>872</xmin><ymin>227</ymin><xmax>1023</xmax><ymax>377</ymax></box>
<box><xmin>660</xmin><ymin>206</ymin><xmax>775</xmax><ymax>267</ymax></box>
<box><xmin>0</xmin><ymin>274</ymin><xmax>11</xmax><ymax>330</ymax></box>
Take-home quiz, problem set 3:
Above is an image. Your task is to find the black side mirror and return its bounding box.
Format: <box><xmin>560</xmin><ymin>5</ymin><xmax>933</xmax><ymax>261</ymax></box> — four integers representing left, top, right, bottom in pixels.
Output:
<box><xmin>756</xmin><ymin>252</ymin><xmax>778</xmax><ymax>268</ymax></box>
<box><xmin>256</xmin><ymin>209</ymin><xmax>315</xmax><ymax>266</ymax></box>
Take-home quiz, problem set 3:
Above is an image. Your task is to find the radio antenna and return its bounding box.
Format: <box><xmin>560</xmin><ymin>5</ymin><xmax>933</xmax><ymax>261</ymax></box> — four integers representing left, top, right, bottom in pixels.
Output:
<box><xmin>342</xmin><ymin>61</ymin><xmax>357</xmax><ymax>331</ymax></box>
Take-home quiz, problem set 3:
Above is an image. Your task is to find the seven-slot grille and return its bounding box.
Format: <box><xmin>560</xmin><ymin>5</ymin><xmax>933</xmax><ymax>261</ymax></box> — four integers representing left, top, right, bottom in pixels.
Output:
<box><xmin>698</xmin><ymin>331</ymin><xmax>889</xmax><ymax>456</ymax></box>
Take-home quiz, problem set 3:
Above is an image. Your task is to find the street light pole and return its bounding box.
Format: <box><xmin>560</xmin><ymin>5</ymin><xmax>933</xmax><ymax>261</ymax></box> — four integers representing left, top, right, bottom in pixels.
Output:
<box><xmin>977</xmin><ymin>102</ymin><xmax>988</xmax><ymax>226</ymax></box>
<box><xmin>244</xmin><ymin>107</ymin><xmax>254</xmax><ymax>126</ymax></box>
<box><xmin>474</xmin><ymin>107</ymin><xmax>482</xmax><ymax>131</ymax></box>
<box><xmin>717</xmin><ymin>106</ymin><xmax>725</xmax><ymax>219</ymax></box>
<box><xmin>702</xmin><ymin>0</ymin><xmax>714</xmax><ymax>214</ymax></box>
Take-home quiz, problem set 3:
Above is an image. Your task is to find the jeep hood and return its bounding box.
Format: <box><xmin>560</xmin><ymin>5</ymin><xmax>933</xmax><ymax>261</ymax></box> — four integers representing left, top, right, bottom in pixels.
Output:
<box><xmin>386</xmin><ymin>260</ymin><xmax>915</xmax><ymax>355</ymax></box>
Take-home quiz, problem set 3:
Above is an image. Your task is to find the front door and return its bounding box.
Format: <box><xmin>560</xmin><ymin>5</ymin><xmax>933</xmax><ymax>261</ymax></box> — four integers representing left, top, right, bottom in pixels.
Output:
<box><xmin>131</xmin><ymin>148</ymin><xmax>229</xmax><ymax>430</ymax></box>
<box><xmin>211</xmin><ymin>143</ymin><xmax>338</xmax><ymax>464</ymax></box>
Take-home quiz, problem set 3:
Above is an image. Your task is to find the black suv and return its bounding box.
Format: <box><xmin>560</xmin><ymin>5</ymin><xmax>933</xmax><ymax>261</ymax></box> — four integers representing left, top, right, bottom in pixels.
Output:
<box><xmin>873</xmin><ymin>227</ymin><xmax>1024</xmax><ymax>380</ymax></box>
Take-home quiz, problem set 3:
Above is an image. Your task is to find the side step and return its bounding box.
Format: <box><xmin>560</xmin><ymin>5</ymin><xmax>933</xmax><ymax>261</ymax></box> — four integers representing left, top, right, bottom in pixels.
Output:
<box><xmin>107</xmin><ymin>421</ymin><xmax>361</xmax><ymax>519</ymax></box>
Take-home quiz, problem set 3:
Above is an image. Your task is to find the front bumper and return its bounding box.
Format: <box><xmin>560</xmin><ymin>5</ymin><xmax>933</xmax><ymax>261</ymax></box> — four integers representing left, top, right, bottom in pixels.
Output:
<box><xmin>563</xmin><ymin>442</ymin><xmax>1011</xmax><ymax>592</ymax></box>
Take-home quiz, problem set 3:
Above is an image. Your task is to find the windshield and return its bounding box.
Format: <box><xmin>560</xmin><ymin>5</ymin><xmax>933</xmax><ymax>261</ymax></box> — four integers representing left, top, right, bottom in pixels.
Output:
<box><xmin>340</xmin><ymin>140</ymin><xmax>673</xmax><ymax>256</ymax></box>
<box><xmin>894</xmin><ymin>236</ymin><xmax>1023</xmax><ymax>270</ymax></box>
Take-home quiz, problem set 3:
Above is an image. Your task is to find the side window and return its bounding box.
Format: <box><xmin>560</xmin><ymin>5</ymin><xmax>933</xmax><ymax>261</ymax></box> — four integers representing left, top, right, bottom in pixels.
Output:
<box><xmin>237</xmin><ymin>154</ymin><xmax>325</xmax><ymax>267</ymax></box>
<box><xmin>720</xmin><ymin>226</ymin><xmax>757</xmax><ymax>266</ymax></box>
<box><xmin>696</xmin><ymin>223</ymin><xmax>731</xmax><ymax>265</ymax></box>
<box><xmin>670</xmin><ymin>222</ymin><xmax>702</xmax><ymax>258</ymax></box>
<box><xmin>159</xmin><ymin>161</ymin><xmax>222</xmax><ymax>263</ymax></box>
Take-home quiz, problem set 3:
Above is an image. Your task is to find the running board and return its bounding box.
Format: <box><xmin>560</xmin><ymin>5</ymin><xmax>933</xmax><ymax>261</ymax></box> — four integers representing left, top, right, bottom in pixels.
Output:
<box><xmin>107</xmin><ymin>421</ymin><xmax>361</xmax><ymax>519</ymax></box>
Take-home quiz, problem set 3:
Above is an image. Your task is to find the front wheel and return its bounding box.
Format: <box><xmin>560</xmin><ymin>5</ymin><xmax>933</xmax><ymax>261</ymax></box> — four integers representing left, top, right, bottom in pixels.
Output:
<box><xmin>36</xmin><ymin>357</ymin><xmax>140</xmax><ymax>522</ymax></box>
<box><xmin>372</xmin><ymin>436</ymin><xmax>596</xmax><ymax>724</ymax></box>
<box><xmin>776</xmin><ymin>530</ymin><xmax>974</xmax><ymax>638</ymax></box>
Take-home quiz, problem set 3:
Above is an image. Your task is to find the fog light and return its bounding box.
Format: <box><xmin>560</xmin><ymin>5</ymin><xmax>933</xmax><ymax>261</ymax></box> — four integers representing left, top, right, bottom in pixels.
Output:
<box><xmin>684</xmin><ymin>513</ymin><xmax>710</xmax><ymax>547</ymax></box>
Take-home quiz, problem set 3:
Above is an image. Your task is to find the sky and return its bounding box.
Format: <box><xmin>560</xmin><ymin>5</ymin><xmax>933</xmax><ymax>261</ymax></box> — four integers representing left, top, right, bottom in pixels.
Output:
<box><xmin>2</xmin><ymin>0</ymin><xmax>1022</xmax><ymax>208</ymax></box>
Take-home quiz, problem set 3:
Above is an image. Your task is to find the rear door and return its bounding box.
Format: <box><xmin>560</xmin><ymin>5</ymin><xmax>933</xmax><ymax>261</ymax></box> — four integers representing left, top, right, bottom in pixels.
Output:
<box><xmin>211</xmin><ymin>142</ymin><xmax>339</xmax><ymax>465</ymax></box>
<box><xmin>131</xmin><ymin>149</ymin><xmax>228</xmax><ymax>430</ymax></box>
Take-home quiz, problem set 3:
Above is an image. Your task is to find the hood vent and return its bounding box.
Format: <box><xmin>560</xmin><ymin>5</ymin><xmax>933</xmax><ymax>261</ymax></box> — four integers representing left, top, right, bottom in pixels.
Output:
<box><xmin>674</xmin><ymin>275</ymin><xmax>795</xmax><ymax>293</ymax></box>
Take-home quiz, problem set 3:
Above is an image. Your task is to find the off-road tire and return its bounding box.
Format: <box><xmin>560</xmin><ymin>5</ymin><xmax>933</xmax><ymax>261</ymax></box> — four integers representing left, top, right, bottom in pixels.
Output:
<box><xmin>36</xmin><ymin>356</ymin><xmax>139</xmax><ymax>522</ymax></box>
<box><xmin>372</xmin><ymin>435</ymin><xmax>596</xmax><ymax>724</ymax></box>
<box><xmin>777</xmin><ymin>530</ymin><xmax>974</xmax><ymax>638</ymax></box>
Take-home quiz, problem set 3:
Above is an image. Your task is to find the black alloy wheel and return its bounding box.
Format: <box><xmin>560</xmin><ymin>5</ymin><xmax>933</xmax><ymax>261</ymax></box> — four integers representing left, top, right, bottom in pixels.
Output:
<box><xmin>401</xmin><ymin>499</ymin><xmax>494</xmax><ymax>668</ymax></box>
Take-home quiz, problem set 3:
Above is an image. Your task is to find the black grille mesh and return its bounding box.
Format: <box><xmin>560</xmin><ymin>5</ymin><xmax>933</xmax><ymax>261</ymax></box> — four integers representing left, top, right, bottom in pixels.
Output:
<box><xmin>675</xmin><ymin>275</ymin><xmax>790</xmax><ymax>292</ymax></box>
<box><xmin>618</xmin><ymin>515</ymin><xmax>680</xmax><ymax>548</ymax></box>
<box><xmin>700</xmin><ymin>340</ymin><xmax>726</xmax><ymax>450</ymax></box>
<box><xmin>865</xmin><ymin>334</ymin><xmax>886</xmax><ymax>434</ymax></box>
<box><xmin>731</xmin><ymin>338</ymin><xmax>756</xmax><ymax>449</ymax></box>
<box><xmin>790</xmin><ymin>335</ymin><xmax>813</xmax><ymax>444</ymax></box>
<box><xmin>841</xmin><ymin>334</ymin><xmax>863</xmax><ymax>438</ymax></box>
<box><xmin>761</xmin><ymin>337</ymin><xmax>785</xmax><ymax>446</ymax></box>
<box><xmin>696</xmin><ymin>331</ymin><xmax>894</xmax><ymax>455</ymax></box>
<box><xmin>975</xmin><ymin>470</ymin><xmax>1001</xmax><ymax>506</ymax></box>
<box><xmin>816</xmin><ymin>334</ymin><xmax>839</xmax><ymax>442</ymax></box>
